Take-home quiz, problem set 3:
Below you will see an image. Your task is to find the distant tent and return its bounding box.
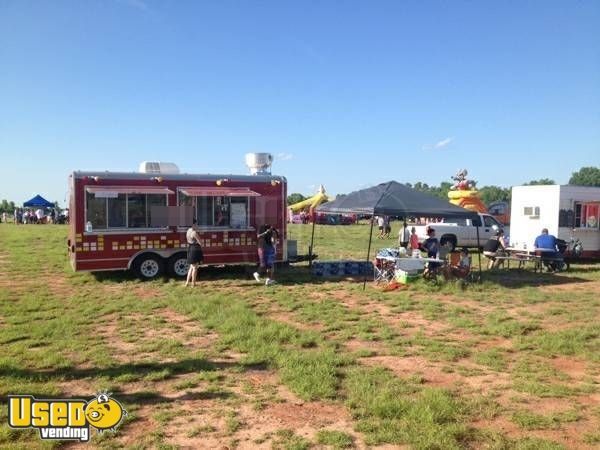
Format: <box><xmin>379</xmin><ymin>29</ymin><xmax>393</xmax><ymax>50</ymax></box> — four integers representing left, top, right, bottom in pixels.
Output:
<box><xmin>23</xmin><ymin>195</ymin><xmax>54</xmax><ymax>208</ymax></box>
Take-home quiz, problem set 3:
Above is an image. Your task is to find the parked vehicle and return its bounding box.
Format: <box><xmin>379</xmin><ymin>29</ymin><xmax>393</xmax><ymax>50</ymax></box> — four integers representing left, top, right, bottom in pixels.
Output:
<box><xmin>413</xmin><ymin>213</ymin><xmax>504</xmax><ymax>251</ymax></box>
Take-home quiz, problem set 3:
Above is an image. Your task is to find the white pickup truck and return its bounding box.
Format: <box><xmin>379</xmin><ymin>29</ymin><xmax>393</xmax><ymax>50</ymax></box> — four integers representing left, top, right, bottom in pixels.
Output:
<box><xmin>413</xmin><ymin>213</ymin><xmax>505</xmax><ymax>250</ymax></box>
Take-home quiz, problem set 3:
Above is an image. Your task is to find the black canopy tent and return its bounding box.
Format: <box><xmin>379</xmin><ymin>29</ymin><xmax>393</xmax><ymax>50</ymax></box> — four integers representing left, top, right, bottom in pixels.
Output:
<box><xmin>311</xmin><ymin>181</ymin><xmax>483</xmax><ymax>288</ymax></box>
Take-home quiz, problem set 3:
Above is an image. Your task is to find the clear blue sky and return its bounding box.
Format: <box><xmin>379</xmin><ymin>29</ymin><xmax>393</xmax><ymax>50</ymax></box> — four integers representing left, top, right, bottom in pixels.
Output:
<box><xmin>1</xmin><ymin>0</ymin><xmax>599</xmax><ymax>206</ymax></box>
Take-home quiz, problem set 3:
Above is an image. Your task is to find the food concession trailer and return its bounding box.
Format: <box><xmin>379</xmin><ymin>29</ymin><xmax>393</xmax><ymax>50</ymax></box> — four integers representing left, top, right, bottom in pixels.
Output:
<box><xmin>67</xmin><ymin>154</ymin><xmax>287</xmax><ymax>279</ymax></box>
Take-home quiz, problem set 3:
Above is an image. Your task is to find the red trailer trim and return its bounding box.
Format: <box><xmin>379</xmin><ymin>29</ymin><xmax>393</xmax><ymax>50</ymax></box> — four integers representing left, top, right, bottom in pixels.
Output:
<box><xmin>179</xmin><ymin>187</ymin><xmax>261</xmax><ymax>197</ymax></box>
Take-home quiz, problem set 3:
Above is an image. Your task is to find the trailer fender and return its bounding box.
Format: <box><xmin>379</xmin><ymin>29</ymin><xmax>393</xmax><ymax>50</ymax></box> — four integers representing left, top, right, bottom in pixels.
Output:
<box><xmin>126</xmin><ymin>249</ymin><xmax>183</xmax><ymax>269</ymax></box>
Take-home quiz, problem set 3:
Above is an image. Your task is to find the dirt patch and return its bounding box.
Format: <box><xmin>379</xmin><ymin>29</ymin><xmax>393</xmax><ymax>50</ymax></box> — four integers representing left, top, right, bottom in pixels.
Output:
<box><xmin>157</xmin><ymin>308</ymin><xmax>220</xmax><ymax>349</ymax></box>
<box><xmin>473</xmin><ymin>414</ymin><xmax>599</xmax><ymax>450</ymax></box>
<box><xmin>160</xmin><ymin>367</ymin><xmax>363</xmax><ymax>449</ymax></box>
<box><xmin>360</xmin><ymin>355</ymin><xmax>459</xmax><ymax>387</ymax></box>
<box><xmin>344</xmin><ymin>338</ymin><xmax>387</xmax><ymax>355</ymax></box>
<box><xmin>102</xmin><ymin>283</ymin><xmax>161</xmax><ymax>300</ymax></box>
<box><xmin>539</xmin><ymin>279</ymin><xmax>600</xmax><ymax>293</ymax></box>
<box><xmin>266</xmin><ymin>310</ymin><xmax>323</xmax><ymax>332</ymax></box>
<box><xmin>550</xmin><ymin>356</ymin><xmax>589</xmax><ymax>381</ymax></box>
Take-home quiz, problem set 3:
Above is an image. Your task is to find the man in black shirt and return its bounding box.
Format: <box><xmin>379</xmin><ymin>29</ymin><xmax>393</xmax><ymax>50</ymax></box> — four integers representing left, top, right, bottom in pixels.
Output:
<box><xmin>253</xmin><ymin>224</ymin><xmax>278</xmax><ymax>285</ymax></box>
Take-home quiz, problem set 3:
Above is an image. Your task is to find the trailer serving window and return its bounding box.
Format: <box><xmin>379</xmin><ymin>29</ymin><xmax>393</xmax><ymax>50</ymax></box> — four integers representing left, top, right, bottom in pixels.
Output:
<box><xmin>85</xmin><ymin>186</ymin><xmax>172</xmax><ymax>231</ymax></box>
<box><xmin>178</xmin><ymin>187</ymin><xmax>260</xmax><ymax>229</ymax></box>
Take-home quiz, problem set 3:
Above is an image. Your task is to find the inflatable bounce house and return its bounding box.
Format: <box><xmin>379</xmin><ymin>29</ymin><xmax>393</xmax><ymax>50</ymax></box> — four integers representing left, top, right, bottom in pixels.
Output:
<box><xmin>288</xmin><ymin>185</ymin><xmax>329</xmax><ymax>224</ymax></box>
<box><xmin>447</xmin><ymin>169</ymin><xmax>488</xmax><ymax>214</ymax></box>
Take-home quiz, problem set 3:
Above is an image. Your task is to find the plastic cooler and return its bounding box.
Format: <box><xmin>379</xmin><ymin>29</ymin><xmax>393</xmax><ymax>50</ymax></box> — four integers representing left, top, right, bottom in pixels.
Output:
<box><xmin>395</xmin><ymin>269</ymin><xmax>419</xmax><ymax>284</ymax></box>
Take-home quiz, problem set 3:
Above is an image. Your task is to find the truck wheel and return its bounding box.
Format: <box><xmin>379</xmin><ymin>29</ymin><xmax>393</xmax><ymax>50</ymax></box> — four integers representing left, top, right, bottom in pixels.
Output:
<box><xmin>168</xmin><ymin>253</ymin><xmax>189</xmax><ymax>278</ymax></box>
<box><xmin>132</xmin><ymin>254</ymin><xmax>164</xmax><ymax>280</ymax></box>
<box><xmin>440</xmin><ymin>236</ymin><xmax>456</xmax><ymax>252</ymax></box>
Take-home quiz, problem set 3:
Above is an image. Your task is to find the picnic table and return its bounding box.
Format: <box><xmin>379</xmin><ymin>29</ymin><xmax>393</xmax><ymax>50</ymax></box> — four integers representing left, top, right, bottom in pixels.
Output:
<box><xmin>497</xmin><ymin>248</ymin><xmax>565</xmax><ymax>272</ymax></box>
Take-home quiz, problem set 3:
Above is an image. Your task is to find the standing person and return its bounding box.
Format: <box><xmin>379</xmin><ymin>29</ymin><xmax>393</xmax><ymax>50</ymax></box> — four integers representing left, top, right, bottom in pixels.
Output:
<box><xmin>35</xmin><ymin>208</ymin><xmax>45</xmax><ymax>224</ymax></box>
<box><xmin>410</xmin><ymin>227</ymin><xmax>420</xmax><ymax>256</ymax></box>
<box><xmin>399</xmin><ymin>221</ymin><xmax>410</xmax><ymax>248</ymax></box>
<box><xmin>185</xmin><ymin>220</ymin><xmax>204</xmax><ymax>287</ymax></box>
<box><xmin>377</xmin><ymin>216</ymin><xmax>385</xmax><ymax>238</ymax></box>
<box><xmin>423</xmin><ymin>227</ymin><xmax>439</xmax><ymax>258</ymax></box>
<box><xmin>422</xmin><ymin>227</ymin><xmax>441</xmax><ymax>277</ymax></box>
<box><xmin>382</xmin><ymin>216</ymin><xmax>391</xmax><ymax>238</ymax></box>
<box><xmin>253</xmin><ymin>224</ymin><xmax>277</xmax><ymax>285</ymax></box>
<box><xmin>1</xmin><ymin>212</ymin><xmax>6</xmax><ymax>223</ymax></box>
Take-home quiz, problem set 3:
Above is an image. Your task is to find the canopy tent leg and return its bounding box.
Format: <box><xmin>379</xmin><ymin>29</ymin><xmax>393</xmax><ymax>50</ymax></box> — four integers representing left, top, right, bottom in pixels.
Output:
<box><xmin>476</xmin><ymin>225</ymin><xmax>482</xmax><ymax>281</ymax></box>
<box><xmin>363</xmin><ymin>219</ymin><xmax>375</xmax><ymax>290</ymax></box>
<box><xmin>308</xmin><ymin>218</ymin><xmax>316</xmax><ymax>268</ymax></box>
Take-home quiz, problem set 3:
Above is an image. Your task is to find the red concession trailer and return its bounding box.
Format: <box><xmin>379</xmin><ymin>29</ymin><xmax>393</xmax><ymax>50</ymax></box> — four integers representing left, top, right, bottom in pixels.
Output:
<box><xmin>67</xmin><ymin>156</ymin><xmax>287</xmax><ymax>279</ymax></box>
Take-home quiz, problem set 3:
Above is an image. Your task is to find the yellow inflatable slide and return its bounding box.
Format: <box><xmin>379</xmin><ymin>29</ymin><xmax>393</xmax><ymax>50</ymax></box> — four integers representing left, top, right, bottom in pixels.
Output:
<box><xmin>447</xmin><ymin>190</ymin><xmax>487</xmax><ymax>213</ymax></box>
<box><xmin>288</xmin><ymin>185</ymin><xmax>329</xmax><ymax>213</ymax></box>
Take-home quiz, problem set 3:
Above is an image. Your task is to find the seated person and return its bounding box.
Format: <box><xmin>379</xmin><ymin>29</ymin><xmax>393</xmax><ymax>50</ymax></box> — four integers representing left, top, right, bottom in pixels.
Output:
<box><xmin>534</xmin><ymin>228</ymin><xmax>561</xmax><ymax>271</ymax></box>
<box><xmin>483</xmin><ymin>229</ymin><xmax>506</xmax><ymax>269</ymax></box>
<box><xmin>444</xmin><ymin>247</ymin><xmax>471</xmax><ymax>279</ymax></box>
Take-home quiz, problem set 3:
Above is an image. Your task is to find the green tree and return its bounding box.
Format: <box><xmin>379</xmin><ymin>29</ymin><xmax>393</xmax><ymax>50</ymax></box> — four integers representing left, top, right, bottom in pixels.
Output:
<box><xmin>287</xmin><ymin>193</ymin><xmax>306</xmax><ymax>206</ymax></box>
<box><xmin>478</xmin><ymin>186</ymin><xmax>511</xmax><ymax>205</ymax></box>
<box><xmin>523</xmin><ymin>178</ymin><xmax>555</xmax><ymax>185</ymax></box>
<box><xmin>569</xmin><ymin>166</ymin><xmax>600</xmax><ymax>187</ymax></box>
<box><xmin>0</xmin><ymin>199</ymin><xmax>17</xmax><ymax>214</ymax></box>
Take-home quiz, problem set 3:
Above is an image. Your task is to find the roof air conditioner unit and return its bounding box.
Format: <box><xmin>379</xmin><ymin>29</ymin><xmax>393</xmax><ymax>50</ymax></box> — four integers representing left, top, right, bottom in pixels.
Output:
<box><xmin>138</xmin><ymin>162</ymin><xmax>180</xmax><ymax>174</ymax></box>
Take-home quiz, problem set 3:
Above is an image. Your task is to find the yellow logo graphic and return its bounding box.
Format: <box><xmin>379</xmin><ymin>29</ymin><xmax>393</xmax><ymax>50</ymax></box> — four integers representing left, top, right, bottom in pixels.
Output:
<box><xmin>8</xmin><ymin>392</ymin><xmax>126</xmax><ymax>442</ymax></box>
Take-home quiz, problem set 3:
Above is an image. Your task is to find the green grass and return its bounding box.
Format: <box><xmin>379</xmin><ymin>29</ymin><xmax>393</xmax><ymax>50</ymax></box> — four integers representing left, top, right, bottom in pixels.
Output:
<box><xmin>0</xmin><ymin>223</ymin><xmax>599</xmax><ymax>449</ymax></box>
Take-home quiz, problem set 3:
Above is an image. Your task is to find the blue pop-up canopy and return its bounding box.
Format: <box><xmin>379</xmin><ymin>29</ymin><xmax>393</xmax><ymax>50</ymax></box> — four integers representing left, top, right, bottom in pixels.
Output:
<box><xmin>23</xmin><ymin>195</ymin><xmax>54</xmax><ymax>208</ymax></box>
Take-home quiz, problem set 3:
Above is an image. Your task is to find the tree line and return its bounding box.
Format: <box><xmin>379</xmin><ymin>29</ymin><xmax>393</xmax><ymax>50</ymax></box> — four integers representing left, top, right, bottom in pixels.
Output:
<box><xmin>287</xmin><ymin>166</ymin><xmax>600</xmax><ymax>205</ymax></box>
<box><xmin>0</xmin><ymin>199</ymin><xmax>61</xmax><ymax>214</ymax></box>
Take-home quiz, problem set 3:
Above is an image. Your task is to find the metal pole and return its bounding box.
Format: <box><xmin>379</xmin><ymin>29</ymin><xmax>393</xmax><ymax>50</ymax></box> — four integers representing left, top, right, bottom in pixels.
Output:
<box><xmin>308</xmin><ymin>217</ymin><xmax>316</xmax><ymax>268</ymax></box>
<box><xmin>363</xmin><ymin>218</ymin><xmax>375</xmax><ymax>290</ymax></box>
<box><xmin>476</xmin><ymin>224</ymin><xmax>482</xmax><ymax>282</ymax></box>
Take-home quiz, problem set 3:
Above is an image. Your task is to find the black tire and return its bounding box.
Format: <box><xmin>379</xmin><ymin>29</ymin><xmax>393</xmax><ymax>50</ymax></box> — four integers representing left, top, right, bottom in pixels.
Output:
<box><xmin>132</xmin><ymin>254</ymin><xmax>164</xmax><ymax>280</ymax></box>
<box><xmin>440</xmin><ymin>236</ymin><xmax>456</xmax><ymax>252</ymax></box>
<box><xmin>168</xmin><ymin>253</ymin><xmax>189</xmax><ymax>278</ymax></box>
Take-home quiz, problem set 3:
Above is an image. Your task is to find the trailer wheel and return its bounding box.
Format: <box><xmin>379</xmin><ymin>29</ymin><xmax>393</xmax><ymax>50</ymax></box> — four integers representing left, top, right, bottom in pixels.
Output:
<box><xmin>132</xmin><ymin>254</ymin><xmax>164</xmax><ymax>280</ymax></box>
<box><xmin>440</xmin><ymin>236</ymin><xmax>456</xmax><ymax>252</ymax></box>
<box><xmin>168</xmin><ymin>253</ymin><xmax>189</xmax><ymax>278</ymax></box>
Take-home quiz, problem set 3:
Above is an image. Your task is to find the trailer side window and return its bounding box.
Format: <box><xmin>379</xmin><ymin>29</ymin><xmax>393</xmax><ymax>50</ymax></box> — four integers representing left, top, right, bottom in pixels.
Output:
<box><xmin>86</xmin><ymin>191</ymin><xmax>107</xmax><ymax>229</ymax></box>
<box><xmin>128</xmin><ymin>194</ymin><xmax>146</xmax><ymax>228</ymax></box>
<box><xmin>214</xmin><ymin>196</ymin><xmax>229</xmax><ymax>227</ymax></box>
<box><xmin>86</xmin><ymin>192</ymin><xmax>168</xmax><ymax>230</ymax></box>
<box><xmin>230</xmin><ymin>197</ymin><xmax>248</xmax><ymax>228</ymax></box>
<box><xmin>197</xmin><ymin>197</ymin><xmax>213</xmax><ymax>226</ymax></box>
<box><xmin>574</xmin><ymin>202</ymin><xmax>599</xmax><ymax>229</ymax></box>
<box><xmin>107</xmin><ymin>195</ymin><xmax>126</xmax><ymax>228</ymax></box>
<box><xmin>147</xmin><ymin>195</ymin><xmax>167</xmax><ymax>227</ymax></box>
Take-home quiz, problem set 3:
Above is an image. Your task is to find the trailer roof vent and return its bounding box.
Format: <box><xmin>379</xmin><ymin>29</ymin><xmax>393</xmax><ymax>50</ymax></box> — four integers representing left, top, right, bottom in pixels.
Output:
<box><xmin>245</xmin><ymin>153</ymin><xmax>273</xmax><ymax>175</ymax></box>
<box><xmin>138</xmin><ymin>161</ymin><xmax>180</xmax><ymax>174</ymax></box>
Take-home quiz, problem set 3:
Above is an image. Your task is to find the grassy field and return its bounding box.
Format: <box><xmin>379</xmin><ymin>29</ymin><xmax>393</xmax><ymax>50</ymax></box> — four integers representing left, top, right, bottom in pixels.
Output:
<box><xmin>0</xmin><ymin>223</ymin><xmax>599</xmax><ymax>449</ymax></box>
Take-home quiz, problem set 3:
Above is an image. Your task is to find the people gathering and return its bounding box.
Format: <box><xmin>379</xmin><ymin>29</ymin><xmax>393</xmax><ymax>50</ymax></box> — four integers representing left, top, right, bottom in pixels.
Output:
<box><xmin>3</xmin><ymin>200</ymin><xmax>570</xmax><ymax>285</ymax></box>
<box><xmin>4</xmin><ymin>207</ymin><xmax>67</xmax><ymax>224</ymax></box>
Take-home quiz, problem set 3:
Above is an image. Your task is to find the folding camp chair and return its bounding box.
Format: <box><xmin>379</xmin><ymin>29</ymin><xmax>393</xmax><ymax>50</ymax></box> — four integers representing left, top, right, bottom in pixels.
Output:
<box><xmin>374</xmin><ymin>257</ymin><xmax>396</xmax><ymax>284</ymax></box>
